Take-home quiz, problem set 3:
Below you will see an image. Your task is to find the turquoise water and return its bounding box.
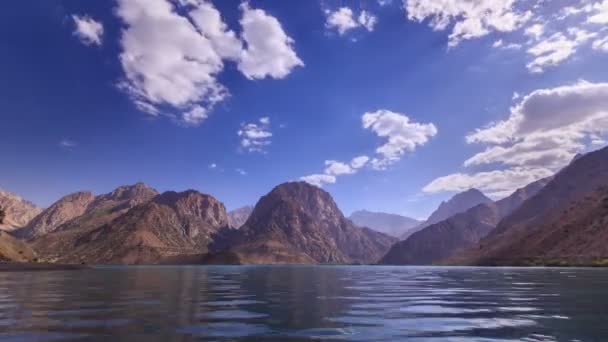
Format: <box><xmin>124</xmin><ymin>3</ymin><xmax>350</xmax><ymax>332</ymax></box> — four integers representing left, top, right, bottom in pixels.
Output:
<box><xmin>1</xmin><ymin>266</ymin><xmax>607</xmax><ymax>341</ymax></box>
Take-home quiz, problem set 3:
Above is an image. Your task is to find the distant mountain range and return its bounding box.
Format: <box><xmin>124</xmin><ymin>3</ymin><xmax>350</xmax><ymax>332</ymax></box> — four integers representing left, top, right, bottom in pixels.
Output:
<box><xmin>349</xmin><ymin>210</ymin><xmax>421</xmax><ymax>238</ymax></box>
<box><xmin>400</xmin><ymin>189</ymin><xmax>493</xmax><ymax>239</ymax></box>
<box><xmin>2</xmin><ymin>146</ymin><xmax>608</xmax><ymax>266</ymax></box>
<box><xmin>227</xmin><ymin>206</ymin><xmax>254</xmax><ymax>229</ymax></box>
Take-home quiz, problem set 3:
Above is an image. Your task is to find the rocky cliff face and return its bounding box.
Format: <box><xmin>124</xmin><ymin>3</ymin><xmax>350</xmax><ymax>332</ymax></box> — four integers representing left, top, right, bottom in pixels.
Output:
<box><xmin>466</xmin><ymin>146</ymin><xmax>608</xmax><ymax>266</ymax></box>
<box><xmin>33</xmin><ymin>189</ymin><xmax>230</xmax><ymax>264</ymax></box>
<box><xmin>0</xmin><ymin>190</ymin><xmax>41</xmax><ymax>231</ymax></box>
<box><xmin>20</xmin><ymin>192</ymin><xmax>95</xmax><ymax>238</ymax></box>
<box><xmin>349</xmin><ymin>210</ymin><xmax>421</xmax><ymax>238</ymax></box>
<box><xmin>381</xmin><ymin>178</ymin><xmax>550</xmax><ymax>265</ymax></box>
<box><xmin>228</xmin><ymin>206</ymin><xmax>253</xmax><ymax>228</ymax></box>
<box><xmin>210</xmin><ymin>182</ymin><xmax>397</xmax><ymax>264</ymax></box>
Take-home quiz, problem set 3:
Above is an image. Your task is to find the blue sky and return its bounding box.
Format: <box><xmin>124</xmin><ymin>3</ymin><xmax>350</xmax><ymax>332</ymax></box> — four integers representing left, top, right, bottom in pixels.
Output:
<box><xmin>1</xmin><ymin>0</ymin><xmax>608</xmax><ymax>219</ymax></box>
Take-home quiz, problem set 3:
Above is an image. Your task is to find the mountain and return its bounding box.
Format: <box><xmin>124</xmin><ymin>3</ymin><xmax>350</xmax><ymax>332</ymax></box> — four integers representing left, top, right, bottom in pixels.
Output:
<box><xmin>18</xmin><ymin>182</ymin><xmax>159</xmax><ymax>240</ymax></box>
<box><xmin>33</xmin><ymin>189</ymin><xmax>230</xmax><ymax>264</ymax></box>
<box><xmin>380</xmin><ymin>178</ymin><xmax>550</xmax><ymax>265</ymax></box>
<box><xmin>206</xmin><ymin>182</ymin><xmax>397</xmax><ymax>264</ymax></box>
<box><xmin>465</xmin><ymin>146</ymin><xmax>608</xmax><ymax>266</ymax></box>
<box><xmin>349</xmin><ymin>210</ymin><xmax>421</xmax><ymax>238</ymax></box>
<box><xmin>402</xmin><ymin>188</ymin><xmax>493</xmax><ymax>239</ymax></box>
<box><xmin>19</xmin><ymin>192</ymin><xmax>95</xmax><ymax>238</ymax></box>
<box><xmin>228</xmin><ymin>206</ymin><xmax>254</xmax><ymax>228</ymax></box>
<box><xmin>0</xmin><ymin>189</ymin><xmax>42</xmax><ymax>231</ymax></box>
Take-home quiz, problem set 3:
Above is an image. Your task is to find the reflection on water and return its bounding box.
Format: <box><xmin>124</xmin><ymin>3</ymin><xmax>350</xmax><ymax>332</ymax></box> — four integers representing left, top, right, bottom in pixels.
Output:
<box><xmin>1</xmin><ymin>266</ymin><xmax>608</xmax><ymax>341</ymax></box>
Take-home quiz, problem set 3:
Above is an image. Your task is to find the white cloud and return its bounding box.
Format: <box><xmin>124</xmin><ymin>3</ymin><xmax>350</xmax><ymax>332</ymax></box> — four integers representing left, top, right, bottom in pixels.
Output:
<box><xmin>325</xmin><ymin>7</ymin><xmax>377</xmax><ymax>35</ymax></box>
<box><xmin>526</xmin><ymin>32</ymin><xmax>579</xmax><ymax>73</ymax></box>
<box><xmin>358</xmin><ymin>11</ymin><xmax>378</xmax><ymax>31</ymax></box>
<box><xmin>300</xmin><ymin>174</ymin><xmax>336</xmax><ymax>187</ymax></box>
<box><xmin>116</xmin><ymin>0</ymin><xmax>234</xmax><ymax>125</ymax></box>
<box><xmin>59</xmin><ymin>139</ymin><xmax>77</xmax><ymax>149</ymax></box>
<box><xmin>523</xmin><ymin>24</ymin><xmax>598</xmax><ymax>73</ymax></box>
<box><xmin>423</xmin><ymin>167</ymin><xmax>554</xmax><ymax>198</ymax></box>
<box><xmin>350</xmin><ymin>155</ymin><xmax>370</xmax><ymax>169</ymax></box>
<box><xmin>115</xmin><ymin>0</ymin><xmax>301</xmax><ymax>126</ymax></box>
<box><xmin>301</xmin><ymin>111</ymin><xmax>434</xmax><ymax>186</ymax></box>
<box><xmin>426</xmin><ymin>81</ymin><xmax>608</xmax><ymax>198</ymax></box>
<box><xmin>238</xmin><ymin>3</ymin><xmax>303</xmax><ymax>80</ymax></box>
<box><xmin>209</xmin><ymin>163</ymin><xmax>217</xmax><ymax>169</ymax></box>
<box><xmin>236</xmin><ymin>168</ymin><xmax>247</xmax><ymax>176</ymax></box>
<box><xmin>468</xmin><ymin>81</ymin><xmax>608</xmax><ymax>143</ymax></box>
<box><xmin>72</xmin><ymin>15</ymin><xmax>104</xmax><ymax>46</ymax></box>
<box><xmin>238</xmin><ymin>117</ymin><xmax>272</xmax><ymax>153</ymax></box>
<box><xmin>404</xmin><ymin>0</ymin><xmax>532</xmax><ymax>47</ymax></box>
<box><xmin>326</xmin><ymin>7</ymin><xmax>358</xmax><ymax>35</ymax></box>
<box><xmin>324</xmin><ymin>160</ymin><xmax>355</xmax><ymax>176</ymax></box>
<box><xmin>524</xmin><ymin>23</ymin><xmax>544</xmax><ymax>40</ymax></box>
<box><xmin>492</xmin><ymin>39</ymin><xmax>522</xmax><ymax>49</ymax></box>
<box><xmin>588</xmin><ymin>0</ymin><xmax>608</xmax><ymax>23</ymax></box>
<box><xmin>362</xmin><ymin>110</ymin><xmax>437</xmax><ymax>170</ymax></box>
<box><xmin>593</xmin><ymin>35</ymin><xmax>608</xmax><ymax>51</ymax></box>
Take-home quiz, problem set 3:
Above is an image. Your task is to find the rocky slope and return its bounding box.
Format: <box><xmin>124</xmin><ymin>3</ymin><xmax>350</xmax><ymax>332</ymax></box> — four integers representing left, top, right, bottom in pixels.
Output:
<box><xmin>464</xmin><ymin>146</ymin><xmax>608</xmax><ymax>266</ymax></box>
<box><xmin>33</xmin><ymin>189</ymin><xmax>230</xmax><ymax>264</ymax></box>
<box><xmin>228</xmin><ymin>206</ymin><xmax>254</xmax><ymax>228</ymax></box>
<box><xmin>403</xmin><ymin>188</ymin><xmax>493</xmax><ymax>238</ymax></box>
<box><xmin>208</xmin><ymin>182</ymin><xmax>397</xmax><ymax>264</ymax></box>
<box><xmin>0</xmin><ymin>230</ymin><xmax>37</xmax><ymax>262</ymax></box>
<box><xmin>0</xmin><ymin>190</ymin><xmax>41</xmax><ymax>231</ymax></box>
<box><xmin>349</xmin><ymin>210</ymin><xmax>421</xmax><ymax>238</ymax></box>
<box><xmin>19</xmin><ymin>192</ymin><xmax>95</xmax><ymax>238</ymax></box>
<box><xmin>381</xmin><ymin>178</ymin><xmax>550</xmax><ymax>265</ymax></box>
<box><xmin>19</xmin><ymin>183</ymin><xmax>158</xmax><ymax>240</ymax></box>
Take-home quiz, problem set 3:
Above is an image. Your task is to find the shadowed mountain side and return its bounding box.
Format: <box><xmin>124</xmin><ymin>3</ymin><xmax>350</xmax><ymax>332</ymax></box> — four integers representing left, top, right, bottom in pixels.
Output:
<box><xmin>402</xmin><ymin>188</ymin><xmax>493</xmax><ymax>239</ymax></box>
<box><xmin>380</xmin><ymin>177</ymin><xmax>551</xmax><ymax>265</ymax></box>
<box><xmin>459</xmin><ymin>146</ymin><xmax>608</xmax><ymax>266</ymax></box>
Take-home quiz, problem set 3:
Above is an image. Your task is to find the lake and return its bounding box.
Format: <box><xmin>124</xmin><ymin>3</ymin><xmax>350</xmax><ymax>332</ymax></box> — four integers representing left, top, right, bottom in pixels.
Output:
<box><xmin>1</xmin><ymin>266</ymin><xmax>607</xmax><ymax>341</ymax></box>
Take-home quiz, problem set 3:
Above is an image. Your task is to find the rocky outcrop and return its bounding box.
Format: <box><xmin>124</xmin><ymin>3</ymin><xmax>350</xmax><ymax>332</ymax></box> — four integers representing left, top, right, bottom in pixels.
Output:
<box><xmin>464</xmin><ymin>146</ymin><xmax>608</xmax><ymax>266</ymax></box>
<box><xmin>349</xmin><ymin>210</ymin><xmax>421</xmax><ymax>238</ymax></box>
<box><xmin>33</xmin><ymin>190</ymin><xmax>230</xmax><ymax>264</ymax></box>
<box><xmin>228</xmin><ymin>206</ymin><xmax>254</xmax><ymax>228</ymax></box>
<box><xmin>0</xmin><ymin>190</ymin><xmax>41</xmax><ymax>231</ymax></box>
<box><xmin>380</xmin><ymin>178</ymin><xmax>550</xmax><ymax>265</ymax></box>
<box><xmin>19</xmin><ymin>192</ymin><xmax>95</xmax><ymax>238</ymax></box>
<box><xmin>213</xmin><ymin>182</ymin><xmax>397</xmax><ymax>264</ymax></box>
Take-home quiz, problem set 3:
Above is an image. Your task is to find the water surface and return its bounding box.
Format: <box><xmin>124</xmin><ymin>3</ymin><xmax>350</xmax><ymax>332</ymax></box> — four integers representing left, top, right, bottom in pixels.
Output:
<box><xmin>1</xmin><ymin>266</ymin><xmax>607</xmax><ymax>341</ymax></box>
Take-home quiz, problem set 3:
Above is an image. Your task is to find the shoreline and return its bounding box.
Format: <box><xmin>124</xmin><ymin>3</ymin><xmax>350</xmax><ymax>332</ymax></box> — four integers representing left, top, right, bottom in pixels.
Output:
<box><xmin>0</xmin><ymin>262</ymin><xmax>89</xmax><ymax>272</ymax></box>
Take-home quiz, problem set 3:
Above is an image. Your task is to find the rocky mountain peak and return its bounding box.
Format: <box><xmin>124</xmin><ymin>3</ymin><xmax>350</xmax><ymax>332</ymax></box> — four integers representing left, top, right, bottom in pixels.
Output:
<box><xmin>0</xmin><ymin>189</ymin><xmax>42</xmax><ymax>231</ymax></box>
<box><xmin>153</xmin><ymin>190</ymin><xmax>229</xmax><ymax>229</ymax></box>
<box><xmin>425</xmin><ymin>188</ymin><xmax>493</xmax><ymax>226</ymax></box>
<box><xmin>21</xmin><ymin>191</ymin><xmax>95</xmax><ymax>238</ymax></box>
<box><xmin>91</xmin><ymin>182</ymin><xmax>158</xmax><ymax>209</ymax></box>
<box><xmin>252</xmin><ymin>182</ymin><xmax>343</xmax><ymax>226</ymax></box>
